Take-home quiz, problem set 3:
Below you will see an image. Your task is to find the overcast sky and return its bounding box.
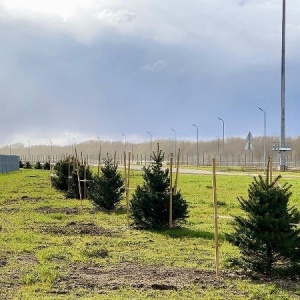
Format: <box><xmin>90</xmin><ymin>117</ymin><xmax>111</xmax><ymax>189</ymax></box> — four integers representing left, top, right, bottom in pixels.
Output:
<box><xmin>0</xmin><ymin>0</ymin><xmax>299</xmax><ymax>146</ymax></box>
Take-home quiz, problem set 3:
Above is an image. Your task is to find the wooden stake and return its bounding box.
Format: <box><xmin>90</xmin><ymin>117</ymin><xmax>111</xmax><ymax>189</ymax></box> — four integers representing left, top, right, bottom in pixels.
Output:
<box><xmin>49</xmin><ymin>155</ymin><xmax>52</xmax><ymax>188</ymax></box>
<box><xmin>169</xmin><ymin>153</ymin><xmax>173</xmax><ymax>228</ymax></box>
<box><xmin>74</xmin><ymin>149</ymin><xmax>82</xmax><ymax>204</ymax></box>
<box><xmin>126</xmin><ymin>152</ymin><xmax>131</xmax><ymax>227</ymax></box>
<box><xmin>174</xmin><ymin>148</ymin><xmax>180</xmax><ymax>193</ymax></box>
<box><xmin>212</xmin><ymin>158</ymin><xmax>220</xmax><ymax>278</ymax></box>
<box><xmin>123</xmin><ymin>152</ymin><xmax>128</xmax><ymax>225</ymax></box>
<box><xmin>84</xmin><ymin>159</ymin><xmax>87</xmax><ymax>199</ymax></box>
<box><xmin>269</xmin><ymin>155</ymin><xmax>273</xmax><ymax>183</ymax></box>
<box><xmin>68</xmin><ymin>157</ymin><xmax>70</xmax><ymax>192</ymax></box>
<box><xmin>97</xmin><ymin>152</ymin><xmax>101</xmax><ymax>178</ymax></box>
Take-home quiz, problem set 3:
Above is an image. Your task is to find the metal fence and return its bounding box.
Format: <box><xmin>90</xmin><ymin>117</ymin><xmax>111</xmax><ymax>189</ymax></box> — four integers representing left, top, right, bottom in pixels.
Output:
<box><xmin>0</xmin><ymin>155</ymin><xmax>19</xmax><ymax>173</ymax></box>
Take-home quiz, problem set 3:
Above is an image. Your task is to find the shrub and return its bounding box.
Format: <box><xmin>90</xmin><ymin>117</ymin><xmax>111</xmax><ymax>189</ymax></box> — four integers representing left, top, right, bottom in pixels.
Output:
<box><xmin>226</xmin><ymin>174</ymin><xmax>300</xmax><ymax>276</ymax></box>
<box><xmin>24</xmin><ymin>161</ymin><xmax>32</xmax><ymax>169</ymax></box>
<box><xmin>19</xmin><ymin>160</ymin><xmax>24</xmax><ymax>168</ymax></box>
<box><xmin>34</xmin><ymin>161</ymin><xmax>43</xmax><ymax>169</ymax></box>
<box><xmin>130</xmin><ymin>145</ymin><xmax>188</xmax><ymax>229</ymax></box>
<box><xmin>52</xmin><ymin>157</ymin><xmax>93</xmax><ymax>199</ymax></box>
<box><xmin>89</xmin><ymin>156</ymin><xmax>125</xmax><ymax>210</ymax></box>
<box><xmin>43</xmin><ymin>161</ymin><xmax>51</xmax><ymax>170</ymax></box>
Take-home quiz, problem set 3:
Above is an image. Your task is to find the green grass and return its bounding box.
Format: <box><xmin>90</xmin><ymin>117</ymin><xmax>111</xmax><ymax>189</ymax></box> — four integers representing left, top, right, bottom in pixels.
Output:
<box><xmin>1</xmin><ymin>168</ymin><xmax>300</xmax><ymax>299</ymax></box>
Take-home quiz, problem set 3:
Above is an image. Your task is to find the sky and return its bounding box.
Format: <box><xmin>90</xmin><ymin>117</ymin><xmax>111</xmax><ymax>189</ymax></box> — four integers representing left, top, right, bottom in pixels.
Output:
<box><xmin>0</xmin><ymin>0</ymin><xmax>300</xmax><ymax>146</ymax></box>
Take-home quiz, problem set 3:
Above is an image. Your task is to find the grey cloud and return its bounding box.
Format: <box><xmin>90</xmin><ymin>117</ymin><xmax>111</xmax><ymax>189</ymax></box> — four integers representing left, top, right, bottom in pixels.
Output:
<box><xmin>96</xmin><ymin>9</ymin><xmax>136</xmax><ymax>23</ymax></box>
<box><xmin>0</xmin><ymin>1</ymin><xmax>299</xmax><ymax>146</ymax></box>
<box><xmin>141</xmin><ymin>60</ymin><xmax>167</xmax><ymax>73</ymax></box>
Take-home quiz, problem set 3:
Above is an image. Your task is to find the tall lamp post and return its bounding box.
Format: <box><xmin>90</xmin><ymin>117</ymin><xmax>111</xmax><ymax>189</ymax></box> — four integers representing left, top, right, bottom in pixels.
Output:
<box><xmin>27</xmin><ymin>140</ymin><xmax>30</xmax><ymax>161</ymax></box>
<box><xmin>216</xmin><ymin>136</ymin><xmax>221</xmax><ymax>158</ymax></box>
<box><xmin>96</xmin><ymin>136</ymin><xmax>102</xmax><ymax>175</ymax></box>
<box><xmin>129</xmin><ymin>140</ymin><xmax>136</xmax><ymax>161</ymax></box>
<box><xmin>68</xmin><ymin>139</ymin><xmax>72</xmax><ymax>155</ymax></box>
<box><xmin>72</xmin><ymin>138</ymin><xmax>76</xmax><ymax>154</ymax></box>
<box><xmin>97</xmin><ymin>136</ymin><xmax>101</xmax><ymax>160</ymax></box>
<box><xmin>122</xmin><ymin>134</ymin><xmax>126</xmax><ymax>153</ymax></box>
<box><xmin>192</xmin><ymin>124</ymin><xmax>199</xmax><ymax>169</ymax></box>
<box><xmin>146</xmin><ymin>130</ymin><xmax>152</xmax><ymax>160</ymax></box>
<box><xmin>49</xmin><ymin>139</ymin><xmax>52</xmax><ymax>166</ymax></box>
<box><xmin>258</xmin><ymin>107</ymin><xmax>266</xmax><ymax>172</ymax></box>
<box><xmin>171</xmin><ymin>128</ymin><xmax>177</xmax><ymax>163</ymax></box>
<box><xmin>280</xmin><ymin>0</ymin><xmax>287</xmax><ymax>170</ymax></box>
<box><xmin>217</xmin><ymin>118</ymin><xmax>225</xmax><ymax>164</ymax></box>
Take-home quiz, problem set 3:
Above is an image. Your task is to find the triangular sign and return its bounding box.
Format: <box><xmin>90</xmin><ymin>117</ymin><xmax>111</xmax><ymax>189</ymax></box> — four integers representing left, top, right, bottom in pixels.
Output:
<box><xmin>245</xmin><ymin>141</ymin><xmax>254</xmax><ymax>150</ymax></box>
<box><xmin>246</xmin><ymin>132</ymin><xmax>253</xmax><ymax>142</ymax></box>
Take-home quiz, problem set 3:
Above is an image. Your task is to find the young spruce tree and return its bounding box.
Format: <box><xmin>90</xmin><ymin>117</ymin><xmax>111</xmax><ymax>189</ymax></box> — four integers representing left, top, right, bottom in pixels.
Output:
<box><xmin>226</xmin><ymin>170</ymin><xmax>300</xmax><ymax>276</ymax></box>
<box><xmin>89</xmin><ymin>156</ymin><xmax>125</xmax><ymax>210</ymax></box>
<box><xmin>130</xmin><ymin>144</ymin><xmax>188</xmax><ymax>229</ymax></box>
<box><xmin>52</xmin><ymin>157</ymin><xmax>93</xmax><ymax>199</ymax></box>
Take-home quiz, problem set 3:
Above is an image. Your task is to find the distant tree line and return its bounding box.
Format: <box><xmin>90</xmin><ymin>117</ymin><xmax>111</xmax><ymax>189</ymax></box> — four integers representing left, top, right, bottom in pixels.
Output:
<box><xmin>2</xmin><ymin>136</ymin><xmax>300</xmax><ymax>167</ymax></box>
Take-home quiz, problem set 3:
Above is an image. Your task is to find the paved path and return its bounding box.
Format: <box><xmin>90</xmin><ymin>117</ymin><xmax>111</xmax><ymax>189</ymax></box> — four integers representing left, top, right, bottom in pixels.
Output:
<box><xmin>120</xmin><ymin>164</ymin><xmax>300</xmax><ymax>178</ymax></box>
<box><xmin>120</xmin><ymin>164</ymin><xmax>259</xmax><ymax>177</ymax></box>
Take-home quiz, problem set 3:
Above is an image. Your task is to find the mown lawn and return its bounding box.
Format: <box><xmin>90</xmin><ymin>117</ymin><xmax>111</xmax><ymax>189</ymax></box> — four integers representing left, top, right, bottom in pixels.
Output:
<box><xmin>0</xmin><ymin>168</ymin><xmax>300</xmax><ymax>299</ymax></box>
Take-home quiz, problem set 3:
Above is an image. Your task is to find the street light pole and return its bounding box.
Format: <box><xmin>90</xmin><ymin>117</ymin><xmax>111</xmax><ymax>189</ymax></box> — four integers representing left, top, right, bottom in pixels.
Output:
<box><xmin>280</xmin><ymin>0</ymin><xmax>287</xmax><ymax>170</ymax></box>
<box><xmin>72</xmin><ymin>138</ymin><xmax>76</xmax><ymax>155</ymax></box>
<box><xmin>122</xmin><ymin>134</ymin><xmax>126</xmax><ymax>153</ymax></box>
<box><xmin>146</xmin><ymin>130</ymin><xmax>152</xmax><ymax>160</ymax></box>
<box><xmin>192</xmin><ymin>124</ymin><xmax>199</xmax><ymax>169</ymax></box>
<box><xmin>96</xmin><ymin>136</ymin><xmax>102</xmax><ymax>174</ymax></box>
<box><xmin>129</xmin><ymin>140</ymin><xmax>136</xmax><ymax>161</ymax></box>
<box><xmin>49</xmin><ymin>139</ymin><xmax>52</xmax><ymax>166</ymax></box>
<box><xmin>97</xmin><ymin>136</ymin><xmax>101</xmax><ymax>159</ymax></box>
<box><xmin>258</xmin><ymin>107</ymin><xmax>266</xmax><ymax>172</ymax></box>
<box><xmin>217</xmin><ymin>118</ymin><xmax>225</xmax><ymax>163</ymax></box>
<box><xmin>216</xmin><ymin>136</ymin><xmax>220</xmax><ymax>158</ymax></box>
<box><xmin>27</xmin><ymin>140</ymin><xmax>30</xmax><ymax>161</ymax></box>
<box><xmin>171</xmin><ymin>128</ymin><xmax>177</xmax><ymax>163</ymax></box>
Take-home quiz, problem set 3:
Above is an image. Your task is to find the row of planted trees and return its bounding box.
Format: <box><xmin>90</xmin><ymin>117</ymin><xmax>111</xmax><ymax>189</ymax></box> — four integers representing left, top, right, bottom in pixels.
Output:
<box><xmin>51</xmin><ymin>145</ymin><xmax>300</xmax><ymax>277</ymax></box>
<box><xmin>51</xmin><ymin>145</ymin><xmax>188</xmax><ymax>229</ymax></box>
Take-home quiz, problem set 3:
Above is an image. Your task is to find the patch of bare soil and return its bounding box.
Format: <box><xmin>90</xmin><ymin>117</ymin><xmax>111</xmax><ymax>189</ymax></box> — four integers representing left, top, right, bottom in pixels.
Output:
<box><xmin>39</xmin><ymin>221</ymin><xmax>116</xmax><ymax>236</ymax></box>
<box><xmin>35</xmin><ymin>206</ymin><xmax>95</xmax><ymax>215</ymax></box>
<box><xmin>0</xmin><ymin>207</ymin><xmax>21</xmax><ymax>213</ymax></box>
<box><xmin>4</xmin><ymin>196</ymin><xmax>43</xmax><ymax>205</ymax></box>
<box><xmin>50</xmin><ymin>262</ymin><xmax>244</xmax><ymax>296</ymax></box>
<box><xmin>0</xmin><ymin>252</ymin><xmax>37</xmax><ymax>300</ymax></box>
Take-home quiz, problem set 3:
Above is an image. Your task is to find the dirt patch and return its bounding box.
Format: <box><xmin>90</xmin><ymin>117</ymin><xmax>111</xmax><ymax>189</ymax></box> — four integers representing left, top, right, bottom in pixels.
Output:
<box><xmin>3</xmin><ymin>196</ymin><xmax>43</xmax><ymax>205</ymax></box>
<box><xmin>39</xmin><ymin>221</ymin><xmax>115</xmax><ymax>236</ymax></box>
<box><xmin>51</xmin><ymin>262</ymin><xmax>243</xmax><ymax>295</ymax></box>
<box><xmin>35</xmin><ymin>206</ymin><xmax>96</xmax><ymax>215</ymax></box>
<box><xmin>21</xmin><ymin>196</ymin><xmax>43</xmax><ymax>201</ymax></box>
<box><xmin>0</xmin><ymin>252</ymin><xmax>37</xmax><ymax>300</ymax></box>
<box><xmin>0</xmin><ymin>207</ymin><xmax>21</xmax><ymax>213</ymax></box>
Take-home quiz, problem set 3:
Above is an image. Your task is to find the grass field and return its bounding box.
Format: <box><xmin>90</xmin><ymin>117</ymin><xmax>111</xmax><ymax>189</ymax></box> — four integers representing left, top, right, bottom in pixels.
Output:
<box><xmin>1</xmin><ymin>167</ymin><xmax>300</xmax><ymax>299</ymax></box>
